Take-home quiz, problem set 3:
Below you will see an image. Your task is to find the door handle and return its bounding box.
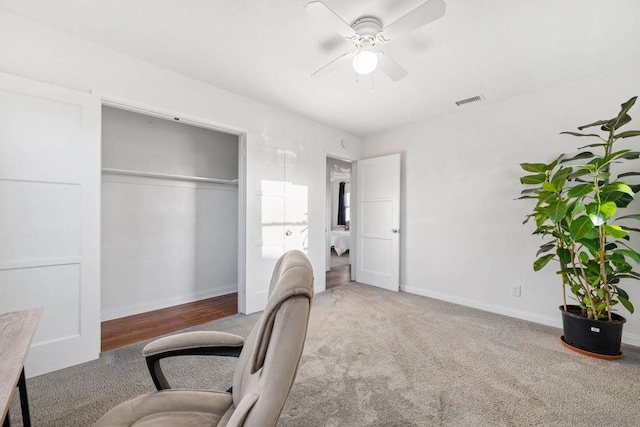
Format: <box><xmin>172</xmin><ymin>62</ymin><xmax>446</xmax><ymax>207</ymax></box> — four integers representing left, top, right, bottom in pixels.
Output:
<box><xmin>285</xmin><ymin>230</ymin><xmax>293</xmax><ymax>236</ymax></box>
<box><xmin>391</xmin><ymin>229</ymin><xmax>399</xmax><ymax>234</ymax></box>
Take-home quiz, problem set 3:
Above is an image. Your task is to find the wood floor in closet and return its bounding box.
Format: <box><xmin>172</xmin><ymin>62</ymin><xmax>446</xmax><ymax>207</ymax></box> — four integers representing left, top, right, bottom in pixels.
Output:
<box><xmin>101</xmin><ymin>293</ymin><xmax>238</xmax><ymax>352</ymax></box>
<box><xmin>101</xmin><ymin>267</ymin><xmax>353</xmax><ymax>352</ymax></box>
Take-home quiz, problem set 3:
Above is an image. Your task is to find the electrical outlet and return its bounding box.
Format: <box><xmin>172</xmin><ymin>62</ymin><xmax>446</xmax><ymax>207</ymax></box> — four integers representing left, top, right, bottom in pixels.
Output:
<box><xmin>510</xmin><ymin>285</ymin><xmax>521</xmax><ymax>297</ymax></box>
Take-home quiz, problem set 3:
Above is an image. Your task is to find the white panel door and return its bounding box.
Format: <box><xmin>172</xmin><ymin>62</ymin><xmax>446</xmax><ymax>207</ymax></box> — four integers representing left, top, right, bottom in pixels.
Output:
<box><xmin>244</xmin><ymin>136</ymin><xmax>309</xmax><ymax>314</ymax></box>
<box><xmin>244</xmin><ymin>136</ymin><xmax>285</xmax><ymax>313</ymax></box>
<box><xmin>0</xmin><ymin>72</ymin><xmax>100</xmax><ymax>376</ymax></box>
<box><xmin>356</xmin><ymin>154</ymin><xmax>400</xmax><ymax>291</ymax></box>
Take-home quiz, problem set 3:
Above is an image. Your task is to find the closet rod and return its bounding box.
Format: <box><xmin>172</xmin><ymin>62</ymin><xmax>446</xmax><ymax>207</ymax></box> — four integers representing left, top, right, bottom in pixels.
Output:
<box><xmin>102</xmin><ymin>168</ymin><xmax>238</xmax><ymax>185</ymax></box>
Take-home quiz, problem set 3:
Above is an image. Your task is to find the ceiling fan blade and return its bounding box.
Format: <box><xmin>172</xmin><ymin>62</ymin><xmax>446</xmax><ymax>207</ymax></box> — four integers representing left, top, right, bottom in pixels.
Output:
<box><xmin>306</xmin><ymin>1</ymin><xmax>356</xmax><ymax>38</ymax></box>
<box><xmin>377</xmin><ymin>52</ymin><xmax>408</xmax><ymax>81</ymax></box>
<box><xmin>311</xmin><ymin>52</ymin><xmax>353</xmax><ymax>79</ymax></box>
<box><xmin>382</xmin><ymin>0</ymin><xmax>446</xmax><ymax>40</ymax></box>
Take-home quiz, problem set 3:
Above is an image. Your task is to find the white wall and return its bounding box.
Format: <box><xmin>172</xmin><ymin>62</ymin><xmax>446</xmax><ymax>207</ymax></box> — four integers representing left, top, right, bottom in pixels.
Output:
<box><xmin>101</xmin><ymin>107</ymin><xmax>239</xmax><ymax>320</ymax></box>
<box><xmin>0</xmin><ymin>11</ymin><xmax>362</xmax><ymax>309</ymax></box>
<box><xmin>362</xmin><ymin>63</ymin><xmax>640</xmax><ymax>346</ymax></box>
<box><xmin>102</xmin><ymin>106</ymin><xmax>239</xmax><ymax>179</ymax></box>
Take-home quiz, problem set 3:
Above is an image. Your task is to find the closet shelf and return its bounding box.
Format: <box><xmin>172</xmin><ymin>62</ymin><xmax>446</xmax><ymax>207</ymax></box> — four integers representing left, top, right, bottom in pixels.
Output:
<box><xmin>102</xmin><ymin>168</ymin><xmax>238</xmax><ymax>185</ymax></box>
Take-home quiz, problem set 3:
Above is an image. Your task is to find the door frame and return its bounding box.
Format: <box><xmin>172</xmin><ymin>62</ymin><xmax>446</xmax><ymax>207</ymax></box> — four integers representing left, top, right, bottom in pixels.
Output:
<box><xmin>96</xmin><ymin>93</ymin><xmax>249</xmax><ymax>313</ymax></box>
<box><xmin>325</xmin><ymin>152</ymin><xmax>358</xmax><ymax>284</ymax></box>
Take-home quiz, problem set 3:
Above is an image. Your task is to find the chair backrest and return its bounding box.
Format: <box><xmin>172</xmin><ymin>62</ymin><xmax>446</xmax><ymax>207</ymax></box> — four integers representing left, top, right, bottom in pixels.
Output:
<box><xmin>224</xmin><ymin>250</ymin><xmax>314</xmax><ymax>427</ymax></box>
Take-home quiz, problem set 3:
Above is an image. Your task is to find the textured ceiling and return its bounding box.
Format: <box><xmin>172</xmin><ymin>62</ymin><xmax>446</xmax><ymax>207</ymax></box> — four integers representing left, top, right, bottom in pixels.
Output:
<box><xmin>1</xmin><ymin>0</ymin><xmax>640</xmax><ymax>136</ymax></box>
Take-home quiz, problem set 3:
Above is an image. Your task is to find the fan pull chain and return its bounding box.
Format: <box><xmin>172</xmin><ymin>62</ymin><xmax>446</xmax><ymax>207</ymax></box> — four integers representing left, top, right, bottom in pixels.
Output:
<box><xmin>371</xmin><ymin>72</ymin><xmax>375</xmax><ymax>94</ymax></box>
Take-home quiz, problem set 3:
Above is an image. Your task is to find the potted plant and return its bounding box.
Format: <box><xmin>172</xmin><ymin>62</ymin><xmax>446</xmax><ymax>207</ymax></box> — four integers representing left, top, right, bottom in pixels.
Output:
<box><xmin>519</xmin><ymin>96</ymin><xmax>640</xmax><ymax>359</ymax></box>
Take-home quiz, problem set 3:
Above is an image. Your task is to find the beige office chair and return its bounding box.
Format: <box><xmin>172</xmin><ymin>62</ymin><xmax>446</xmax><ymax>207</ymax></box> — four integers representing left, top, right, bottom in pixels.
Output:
<box><xmin>94</xmin><ymin>250</ymin><xmax>314</xmax><ymax>427</ymax></box>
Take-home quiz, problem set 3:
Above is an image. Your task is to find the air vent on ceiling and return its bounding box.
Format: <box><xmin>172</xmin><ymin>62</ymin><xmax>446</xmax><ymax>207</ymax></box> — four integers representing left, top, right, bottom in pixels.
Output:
<box><xmin>455</xmin><ymin>95</ymin><xmax>484</xmax><ymax>107</ymax></box>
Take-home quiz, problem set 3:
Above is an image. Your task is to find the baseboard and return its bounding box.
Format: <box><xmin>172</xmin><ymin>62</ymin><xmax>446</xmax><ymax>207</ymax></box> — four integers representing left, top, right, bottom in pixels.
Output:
<box><xmin>101</xmin><ymin>285</ymin><xmax>238</xmax><ymax>321</ymax></box>
<box><xmin>402</xmin><ymin>285</ymin><xmax>640</xmax><ymax>348</ymax></box>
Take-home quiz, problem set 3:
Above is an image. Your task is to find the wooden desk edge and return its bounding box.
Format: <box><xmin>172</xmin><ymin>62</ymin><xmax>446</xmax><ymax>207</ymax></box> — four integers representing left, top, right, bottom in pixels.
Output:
<box><xmin>0</xmin><ymin>307</ymin><xmax>43</xmax><ymax>423</ymax></box>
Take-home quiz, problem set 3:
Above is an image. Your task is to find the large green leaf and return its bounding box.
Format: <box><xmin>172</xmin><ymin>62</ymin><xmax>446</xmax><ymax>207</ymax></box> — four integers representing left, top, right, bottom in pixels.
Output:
<box><xmin>577</xmin><ymin>119</ymin><xmax>609</xmax><ymax>130</ymax></box>
<box><xmin>616</xmin><ymin>249</ymin><xmax>640</xmax><ymax>264</ymax></box>
<box><xmin>609</xmin><ymin>97</ymin><xmax>638</xmax><ymax>131</ymax></box>
<box><xmin>570</xmin><ymin>216</ymin><xmax>593</xmax><ymax>240</ymax></box>
<box><xmin>577</xmin><ymin>143</ymin><xmax>607</xmax><ymax>149</ymax></box>
<box><xmin>567</xmin><ymin>183</ymin><xmax>594</xmax><ymax>198</ymax></box>
<box><xmin>600</xmin><ymin>149</ymin><xmax>631</xmax><ymax>168</ymax></box>
<box><xmin>570</xmin><ymin>201</ymin><xmax>586</xmax><ymax>217</ymax></box>
<box><xmin>545</xmin><ymin>201</ymin><xmax>567</xmax><ymax>223</ymax></box>
<box><xmin>534</xmin><ymin>254</ymin><xmax>555</xmax><ymax>271</ymax></box>
<box><xmin>601</xmin><ymin>191</ymin><xmax>623</xmax><ymax>204</ymax></box>
<box><xmin>586</xmin><ymin>201</ymin><xmax>617</xmax><ymax>225</ymax></box>
<box><xmin>560</xmin><ymin>131</ymin><xmax>601</xmax><ymax>138</ymax></box>
<box><xmin>520</xmin><ymin>173</ymin><xmax>546</xmax><ymax>185</ymax></box>
<box><xmin>618</xmin><ymin>295</ymin><xmax>635</xmax><ymax>314</ymax></box>
<box><xmin>620</xmin><ymin>151</ymin><xmax>640</xmax><ymax>159</ymax></box>
<box><xmin>615</xmin><ymin>130</ymin><xmax>640</xmax><ymax>139</ymax></box>
<box><xmin>617</xmin><ymin>171</ymin><xmax>640</xmax><ymax>179</ymax></box>
<box><xmin>559</xmin><ymin>152</ymin><xmax>594</xmax><ymax>163</ymax></box>
<box><xmin>557</xmin><ymin>247</ymin><xmax>572</xmax><ymax>265</ymax></box>
<box><xmin>536</xmin><ymin>241</ymin><xmax>556</xmax><ymax>256</ymax></box>
<box><xmin>620</xmin><ymin>225</ymin><xmax>640</xmax><ymax>234</ymax></box>
<box><xmin>614</xmin><ymin>286</ymin><xmax>630</xmax><ymax>299</ymax></box>
<box><xmin>602</xmin><ymin>114</ymin><xmax>632</xmax><ymax>132</ymax></box>
<box><xmin>551</xmin><ymin>167</ymin><xmax>572</xmax><ymax>186</ymax></box>
<box><xmin>568</xmin><ymin>169</ymin><xmax>590</xmax><ymax>180</ymax></box>
<box><xmin>601</xmin><ymin>182</ymin><xmax>635</xmax><ymax>197</ymax></box>
<box><xmin>520</xmin><ymin>163</ymin><xmax>547</xmax><ymax>173</ymax></box>
<box><xmin>603</xmin><ymin>224</ymin><xmax>628</xmax><ymax>238</ymax></box>
<box><xmin>615</xmin><ymin>194</ymin><xmax>634</xmax><ymax>208</ymax></box>
<box><xmin>579</xmin><ymin>250</ymin><xmax>591</xmax><ymax>265</ymax></box>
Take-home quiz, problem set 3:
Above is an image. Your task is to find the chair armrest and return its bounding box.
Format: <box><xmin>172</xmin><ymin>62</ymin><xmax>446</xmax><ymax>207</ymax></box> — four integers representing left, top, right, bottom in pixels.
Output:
<box><xmin>143</xmin><ymin>331</ymin><xmax>244</xmax><ymax>391</ymax></box>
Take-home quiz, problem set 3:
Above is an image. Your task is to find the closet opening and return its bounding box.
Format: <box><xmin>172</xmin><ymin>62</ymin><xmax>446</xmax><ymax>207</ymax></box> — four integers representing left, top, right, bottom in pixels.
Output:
<box><xmin>100</xmin><ymin>105</ymin><xmax>242</xmax><ymax>351</ymax></box>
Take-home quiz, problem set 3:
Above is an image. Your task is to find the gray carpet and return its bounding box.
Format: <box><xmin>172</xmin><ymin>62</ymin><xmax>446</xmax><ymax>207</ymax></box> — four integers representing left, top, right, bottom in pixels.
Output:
<box><xmin>9</xmin><ymin>283</ymin><xmax>640</xmax><ymax>426</ymax></box>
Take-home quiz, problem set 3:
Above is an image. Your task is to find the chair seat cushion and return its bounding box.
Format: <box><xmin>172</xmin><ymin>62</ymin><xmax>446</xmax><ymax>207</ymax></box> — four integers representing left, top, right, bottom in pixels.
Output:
<box><xmin>93</xmin><ymin>390</ymin><xmax>234</xmax><ymax>427</ymax></box>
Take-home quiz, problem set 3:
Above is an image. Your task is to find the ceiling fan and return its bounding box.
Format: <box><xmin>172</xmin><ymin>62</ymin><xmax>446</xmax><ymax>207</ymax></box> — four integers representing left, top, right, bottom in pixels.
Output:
<box><xmin>306</xmin><ymin>0</ymin><xmax>446</xmax><ymax>81</ymax></box>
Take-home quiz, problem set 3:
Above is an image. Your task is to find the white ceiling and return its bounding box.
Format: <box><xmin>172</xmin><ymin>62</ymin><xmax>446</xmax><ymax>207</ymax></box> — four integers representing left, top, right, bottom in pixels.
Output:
<box><xmin>2</xmin><ymin>0</ymin><xmax>640</xmax><ymax>137</ymax></box>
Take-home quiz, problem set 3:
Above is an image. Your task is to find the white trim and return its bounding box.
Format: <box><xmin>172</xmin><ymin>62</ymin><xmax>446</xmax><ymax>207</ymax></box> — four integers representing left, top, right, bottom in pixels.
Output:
<box><xmin>237</xmin><ymin>134</ymin><xmax>247</xmax><ymax>314</ymax></box>
<box><xmin>402</xmin><ymin>285</ymin><xmax>640</xmax><ymax>347</ymax></box>
<box><xmin>97</xmin><ymin>92</ymin><xmax>247</xmax><ymax>136</ymax></box>
<box><xmin>0</xmin><ymin>257</ymin><xmax>81</xmax><ymax>271</ymax></box>
<box><xmin>403</xmin><ymin>285</ymin><xmax>560</xmax><ymax>327</ymax></box>
<box><xmin>324</xmin><ymin>152</ymin><xmax>359</xmax><ymax>284</ymax></box>
<box><xmin>101</xmin><ymin>285</ymin><xmax>238</xmax><ymax>321</ymax></box>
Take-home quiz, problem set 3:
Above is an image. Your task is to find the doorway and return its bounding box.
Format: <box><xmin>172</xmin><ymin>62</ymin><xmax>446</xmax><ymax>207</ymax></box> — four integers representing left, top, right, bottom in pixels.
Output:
<box><xmin>326</xmin><ymin>156</ymin><xmax>354</xmax><ymax>289</ymax></box>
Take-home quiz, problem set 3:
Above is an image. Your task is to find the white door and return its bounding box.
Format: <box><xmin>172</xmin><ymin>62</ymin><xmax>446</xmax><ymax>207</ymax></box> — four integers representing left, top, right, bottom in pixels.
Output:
<box><xmin>356</xmin><ymin>153</ymin><xmax>400</xmax><ymax>291</ymax></box>
<box><xmin>245</xmin><ymin>137</ymin><xmax>285</xmax><ymax>314</ymax></box>
<box><xmin>244</xmin><ymin>137</ymin><xmax>309</xmax><ymax>314</ymax></box>
<box><xmin>0</xmin><ymin>73</ymin><xmax>101</xmax><ymax>376</ymax></box>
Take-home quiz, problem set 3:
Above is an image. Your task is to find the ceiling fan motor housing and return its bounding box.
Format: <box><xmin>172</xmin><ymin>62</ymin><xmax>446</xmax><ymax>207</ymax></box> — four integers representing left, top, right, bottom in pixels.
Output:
<box><xmin>350</xmin><ymin>17</ymin><xmax>389</xmax><ymax>47</ymax></box>
<box><xmin>352</xmin><ymin>17</ymin><xmax>382</xmax><ymax>36</ymax></box>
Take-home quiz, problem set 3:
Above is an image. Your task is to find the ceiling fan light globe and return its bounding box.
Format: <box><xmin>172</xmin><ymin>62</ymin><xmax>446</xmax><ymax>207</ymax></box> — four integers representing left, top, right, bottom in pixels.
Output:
<box><xmin>352</xmin><ymin>51</ymin><xmax>378</xmax><ymax>75</ymax></box>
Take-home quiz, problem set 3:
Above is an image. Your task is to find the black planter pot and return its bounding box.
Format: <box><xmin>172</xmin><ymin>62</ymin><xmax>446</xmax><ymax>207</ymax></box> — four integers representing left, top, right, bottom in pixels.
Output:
<box><xmin>559</xmin><ymin>305</ymin><xmax>626</xmax><ymax>358</ymax></box>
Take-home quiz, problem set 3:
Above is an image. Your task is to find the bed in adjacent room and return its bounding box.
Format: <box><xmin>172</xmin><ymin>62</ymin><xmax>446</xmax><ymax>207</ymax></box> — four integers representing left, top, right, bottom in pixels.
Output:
<box><xmin>331</xmin><ymin>229</ymin><xmax>350</xmax><ymax>256</ymax></box>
